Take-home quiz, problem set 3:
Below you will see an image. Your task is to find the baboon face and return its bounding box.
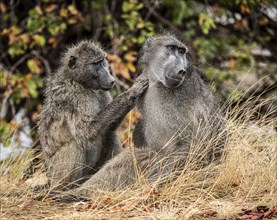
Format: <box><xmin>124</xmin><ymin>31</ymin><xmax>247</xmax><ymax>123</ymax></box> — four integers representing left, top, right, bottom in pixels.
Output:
<box><xmin>66</xmin><ymin>41</ymin><xmax>115</xmax><ymax>91</ymax></box>
<box><xmin>141</xmin><ymin>36</ymin><xmax>188</xmax><ymax>88</ymax></box>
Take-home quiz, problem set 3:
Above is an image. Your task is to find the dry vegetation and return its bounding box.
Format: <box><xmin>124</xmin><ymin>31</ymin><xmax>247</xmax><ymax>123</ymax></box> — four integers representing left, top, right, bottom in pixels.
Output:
<box><xmin>0</xmin><ymin>95</ymin><xmax>276</xmax><ymax>220</ymax></box>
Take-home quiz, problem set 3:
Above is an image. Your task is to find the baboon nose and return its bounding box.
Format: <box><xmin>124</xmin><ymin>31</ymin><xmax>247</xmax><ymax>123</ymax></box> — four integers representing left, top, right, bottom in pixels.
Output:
<box><xmin>177</xmin><ymin>70</ymin><xmax>186</xmax><ymax>76</ymax></box>
<box><xmin>110</xmin><ymin>80</ymin><xmax>115</xmax><ymax>88</ymax></box>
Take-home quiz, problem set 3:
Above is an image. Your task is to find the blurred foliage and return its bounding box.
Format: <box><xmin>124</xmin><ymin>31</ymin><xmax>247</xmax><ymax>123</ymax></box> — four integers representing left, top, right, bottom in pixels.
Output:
<box><xmin>0</xmin><ymin>0</ymin><xmax>276</xmax><ymax>148</ymax></box>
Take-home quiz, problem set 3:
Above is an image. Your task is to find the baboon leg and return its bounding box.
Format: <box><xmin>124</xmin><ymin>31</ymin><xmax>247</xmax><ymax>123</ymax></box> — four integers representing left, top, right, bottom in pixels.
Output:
<box><xmin>46</xmin><ymin>143</ymin><xmax>87</xmax><ymax>190</ymax></box>
<box><xmin>54</xmin><ymin>149</ymin><xmax>180</xmax><ymax>202</ymax></box>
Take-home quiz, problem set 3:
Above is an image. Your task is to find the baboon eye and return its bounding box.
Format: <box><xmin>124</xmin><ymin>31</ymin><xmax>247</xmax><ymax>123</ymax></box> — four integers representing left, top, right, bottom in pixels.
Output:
<box><xmin>93</xmin><ymin>59</ymin><xmax>104</xmax><ymax>65</ymax></box>
<box><xmin>179</xmin><ymin>48</ymin><xmax>186</xmax><ymax>55</ymax></box>
<box><xmin>68</xmin><ymin>56</ymin><xmax>77</xmax><ymax>69</ymax></box>
<box><xmin>167</xmin><ymin>45</ymin><xmax>175</xmax><ymax>51</ymax></box>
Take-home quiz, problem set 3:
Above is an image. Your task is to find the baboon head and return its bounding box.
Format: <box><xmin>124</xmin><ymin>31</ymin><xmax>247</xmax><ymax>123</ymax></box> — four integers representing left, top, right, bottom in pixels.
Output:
<box><xmin>139</xmin><ymin>35</ymin><xmax>189</xmax><ymax>88</ymax></box>
<box><xmin>62</xmin><ymin>40</ymin><xmax>115</xmax><ymax>91</ymax></box>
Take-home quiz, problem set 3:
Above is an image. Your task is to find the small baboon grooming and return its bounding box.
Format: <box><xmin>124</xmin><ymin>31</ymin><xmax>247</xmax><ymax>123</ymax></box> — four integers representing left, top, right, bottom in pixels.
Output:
<box><xmin>38</xmin><ymin>40</ymin><xmax>148</xmax><ymax>190</ymax></box>
<box><xmin>55</xmin><ymin>35</ymin><xmax>225</xmax><ymax>201</ymax></box>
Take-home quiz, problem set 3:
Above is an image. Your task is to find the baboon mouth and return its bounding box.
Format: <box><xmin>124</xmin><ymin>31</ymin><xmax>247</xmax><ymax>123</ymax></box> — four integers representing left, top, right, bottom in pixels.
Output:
<box><xmin>165</xmin><ymin>75</ymin><xmax>183</xmax><ymax>82</ymax></box>
<box><xmin>100</xmin><ymin>86</ymin><xmax>112</xmax><ymax>91</ymax></box>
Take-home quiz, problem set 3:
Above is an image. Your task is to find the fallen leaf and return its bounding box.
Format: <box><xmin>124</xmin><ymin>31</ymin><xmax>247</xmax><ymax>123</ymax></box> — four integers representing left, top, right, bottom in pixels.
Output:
<box><xmin>142</xmin><ymin>187</ymin><xmax>158</xmax><ymax>196</ymax></box>
<box><xmin>257</xmin><ymin>206</ymin><xmax>269</xmax><ymax>212</ymax></box>
<box><xmin>102</xmin><ymin>197</ymin><xmax>112</xmax><ymax>206</ymax></box>
<box><xmin>120</xmin><ymin>199</ymin><xmax>141</xmax><ymax>212</ymax></box>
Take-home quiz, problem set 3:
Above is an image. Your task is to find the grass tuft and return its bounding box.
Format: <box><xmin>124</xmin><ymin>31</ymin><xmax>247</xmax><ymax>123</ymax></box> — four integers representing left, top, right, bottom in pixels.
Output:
<box><xmin>1</xmin><ymin>95</ymin><xmax>276</xmax><ymax>219</ymax></box>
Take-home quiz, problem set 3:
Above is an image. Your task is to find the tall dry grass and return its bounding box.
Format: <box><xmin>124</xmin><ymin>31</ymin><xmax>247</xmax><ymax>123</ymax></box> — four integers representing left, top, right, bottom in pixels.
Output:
<box><xmin>0</xmin><ymin>94</ymin><xmax>276</xmax><ymax>219</ymax></box>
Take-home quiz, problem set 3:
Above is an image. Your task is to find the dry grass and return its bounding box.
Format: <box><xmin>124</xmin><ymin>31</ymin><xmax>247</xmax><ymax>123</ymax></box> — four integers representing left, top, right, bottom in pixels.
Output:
<box><xmin>1</xmin><ymin>96</ymin><xmax>276</xmax><ymax>220</ymax></box>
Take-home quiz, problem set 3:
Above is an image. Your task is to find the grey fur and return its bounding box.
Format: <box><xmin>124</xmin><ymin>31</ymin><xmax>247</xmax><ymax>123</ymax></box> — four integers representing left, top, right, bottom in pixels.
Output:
<box><xmin>133</xmin><ymin>35</ymin><xmax>225</xmax><ymax>155</ymax></box>
<box><xmin>38</xmin><ymin>40</ymin><xmax>148</xmax><ymax>190</ymax></box>
<box><xmin>54</xmin><ymin>35</ymin><xmax>226</xmax><ymax>201</ymax></box>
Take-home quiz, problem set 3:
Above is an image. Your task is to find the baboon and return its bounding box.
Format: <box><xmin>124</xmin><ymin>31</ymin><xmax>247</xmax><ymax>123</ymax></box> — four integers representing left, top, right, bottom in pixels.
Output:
<box><xmin>133</xmin><ymin>35</ymin><xmax>225</xmax><ymax>156</ymax></box>
<box><xmin>54</xmin><ymin>35</ymin><xmax>226</xmax><ymax>201</ymax></box>
<box><xmin>38</xmin><ymin>40</ymin><xmax>148</xmax><ymax>190</ymax></box>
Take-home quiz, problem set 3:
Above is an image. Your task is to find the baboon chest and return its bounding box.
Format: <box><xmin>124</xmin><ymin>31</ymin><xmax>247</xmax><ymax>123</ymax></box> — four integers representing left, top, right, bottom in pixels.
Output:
<box><xmin>139</xmin><ymin>86</ymin><xmax>193</xmax><ymax>149</ymax></box>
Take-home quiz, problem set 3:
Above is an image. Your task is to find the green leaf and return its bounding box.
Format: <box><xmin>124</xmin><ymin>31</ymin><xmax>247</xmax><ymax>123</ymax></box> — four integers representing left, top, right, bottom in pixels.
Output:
<box><xmin>8</xmin><ymin>46</ymin><xmax>16</xmax><ymax>58</ymax></box>
<box><xmin>27</xmin><ymin>79</ymin><xmax>38</xmax><ymax>98</ymax></box>
<box><xmin>27</xmin><ymin>18</ymin><xmax>44</xmax><ymax>32</ymax></box>
<box><xmin>33</xmin><ymin>34</ymin><xmax>46</xmax><ymax>46</ymax></box>
<box><xmin>122</xmin><ymin>2</ymin><xmax>131</xmax><ymax>12</ymax></box>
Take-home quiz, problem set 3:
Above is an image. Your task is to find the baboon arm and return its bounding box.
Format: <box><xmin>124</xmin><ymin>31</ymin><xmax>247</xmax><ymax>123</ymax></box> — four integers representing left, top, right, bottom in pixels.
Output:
<box><xmin>69</xmin><ymin>77</ymin><xmax>148</xmax><ymax>143</ymax></box>
<box><xmin>69</xmin><ymin>92</ymin><xmax>135</xmax><ymax>143</ymax></box>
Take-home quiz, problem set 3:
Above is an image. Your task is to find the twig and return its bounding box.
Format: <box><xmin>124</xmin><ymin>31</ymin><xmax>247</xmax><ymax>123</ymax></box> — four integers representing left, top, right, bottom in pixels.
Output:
<box><xmin>0</xmin><ymin>88</ymin><xmax>12</xmax><ymax>119</ymax></box>
<box><xmin>10</xmin><ymin>53</ymin><xmax>31</xmax><ymax>73</ymax></box>
<box><xmin>32</xmin><ymin>51</ymin><xmax>52</xmax><ymax>75</ymax></box>
<box><xmin>142</xmin><ymin>0</ymin><xmax>184</xmax><ymax>37</ymax></box>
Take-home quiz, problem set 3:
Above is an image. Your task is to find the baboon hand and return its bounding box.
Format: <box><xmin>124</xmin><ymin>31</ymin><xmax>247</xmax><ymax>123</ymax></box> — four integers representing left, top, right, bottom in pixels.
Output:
<box><xmin>128</xmin><ymin>75</ymin><xmax>149</xmax><ymax>100</ymax></box>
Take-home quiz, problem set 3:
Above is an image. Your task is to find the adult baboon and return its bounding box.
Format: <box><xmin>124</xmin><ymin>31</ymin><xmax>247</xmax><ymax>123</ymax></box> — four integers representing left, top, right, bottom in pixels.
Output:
<box><xmin>38</xmin><ymin>40</ymin><xmax>148</xmax><ymax>190</ymax></box>
<box><xmin>133</xmin><ymin>35</ymin><xmax>225</xmax><ymax>156</ymax></box>
<box><xmin>54</xmin><ymin>35</ymin><xmax>225</xmax><ymax>201</ymax></box>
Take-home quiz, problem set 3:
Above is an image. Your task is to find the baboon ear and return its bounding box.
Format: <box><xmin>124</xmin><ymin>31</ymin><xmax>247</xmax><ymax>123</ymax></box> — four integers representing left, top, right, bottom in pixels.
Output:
<box><xmin>142</xmin><ymin>37</ymin><xmax>154</xmax><ymax>51</ymax></box>
<box><xmin>68</xmin><ymin>56</ymin><xmax>77</xmax><ymax>69</ymax></box>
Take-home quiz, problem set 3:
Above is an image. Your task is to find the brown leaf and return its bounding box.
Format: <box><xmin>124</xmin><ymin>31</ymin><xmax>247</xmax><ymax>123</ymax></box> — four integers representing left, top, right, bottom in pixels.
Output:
<box><xmin>240</xmin><ymin>4</ymin><xmax>250</xmax><ymax>14</ymax></box>
<box><xmin>25</xmin><ymin>73</ymin><xmax>33</xmax><ymax>80</ymax></box>
<box><xmin>32</xmin><ymin>112</ymin><xmax>39</xmax><ymax>122</ymax></box>
<box><xmin>10</xmin><ymin>120</ymin><xmax>20</xmax><ymax>129</ymax></box>
<box><xmin>127</xmin><ymin>62</ymin><xmax>136</xmax><ymax>73</ymax></box>
<box><xmin>142</xmin><ymin>187</ymin><xmax>158</xmax><ymax>196</ymax></box>
<box><xmin>143</xmin><ymin>204</ymin><xmax>154</xmax><ymax>212</ymax></box>
<box><xmin>8</xmin><ymin>35</ymin><xmax>17</xmax><ymax>45</ymax></box>
<box><xmin>68</xmin><ymin>18</ymin><xmax>78</xmax><ymax>24</ymax></box>
<box><xmin>34</xmin><ymin>6</ymin><xmax>43</xmax><ymax>15</ymax></box>
<box><xmin>102</xmin><ymin>197</ymin><xmax>112</xmax><ymax>206</ymax></box>
<box><xmin>27</xmin><ymin>59</ymin><xmax>42</xmax><ymax>74</ymax></box>
<box><xmin>120</xmin><ymin>199</ymin><xmax>140</xmax><ymax>212</ymax></box>
<box><xmin>229</xmin><ymin>58</ymin><xmax>236</xmax><ymax>69</ymax></box>
<box><xmin>1</xmin><ymin>28</ymin><xmax>10</xmax><ymax>35</ymax></box>
<box><xmin>109</xmin><ymin>206</ymin><xmax>123</xmax><ymax>212</ymax></box>
<box><xmin>107</xmin><ymin>54</ymin><xmax>120</xmax><ymax>62</ymax></box>
<box><xmin>44</xmin><ymin>4</ymin><xmax>58</xmax><ymax>13</ymax></box>
<box><xmin>264</xmin><ymin>208</ymin><xmax>277</xmax><ymax>218</ymax></box>
<box><xmin>59</xmin><ymin>8</ymin><xmax>68</xmax><ymax>17</ymax></box>
<box><xmin>124</xmin><ymin>51</ymin><xmax>137</xmax><ymax>62</ymax></box>
<box><xmin>37</xmin><ymin>104</ymin><xmax>43</xmax><ymax>111</ymax></box>
<box><xmin>119</xmin><ymin>63</ymin><xmax>131</xmax><ymax>80</ymax></box>
<box><xmin>19</xmin><ymin>34</ymin><xmax>30</xmax><ymax>44</ymax></box>
<box><xmin>68</xmin><ymin>5</ymin><xmax>79</xmax><ymax>15</ymax></box>
<box><xmin>257</xmin><ymin>206</ymin><xmax>269</xmax><ymax>212</ymax></box>
<box><xmin>48</xmin><ymin>37</ymin><xmax>58</xmax><ymax>48</ymax></box>
<box><xmin>0</xmin><ymin>2</ymin><xmax>7</xmax><ymax>13</ymax></box>
<box><xmin>241</xmin><ymin>19</ymin><xmax>249</xmax><ymax>30</ymax></box>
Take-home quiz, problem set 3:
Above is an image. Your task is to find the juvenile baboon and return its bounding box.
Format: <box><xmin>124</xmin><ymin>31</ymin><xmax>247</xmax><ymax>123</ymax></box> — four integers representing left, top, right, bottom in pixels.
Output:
<box><xmin>54</xmin><ymin>35</ymin><xmax>225</xmax><ymax>201</ymax></box>
<box><xmin>38</xmin><ymin>40</ymin><xmax>148</xmax><ymax>190</ymax></box>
